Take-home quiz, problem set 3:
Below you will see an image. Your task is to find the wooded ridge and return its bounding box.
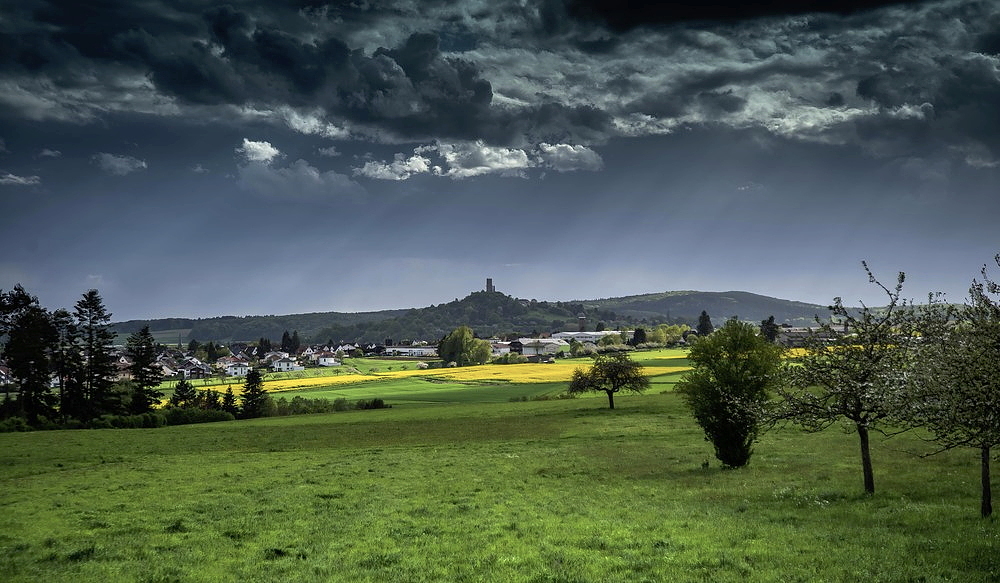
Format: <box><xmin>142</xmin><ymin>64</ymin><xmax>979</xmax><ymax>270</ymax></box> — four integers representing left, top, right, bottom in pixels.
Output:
<box><xmin>113</xmin><ymin>289</ymin><xmax>834</xmax><ymax>345</ymax></box>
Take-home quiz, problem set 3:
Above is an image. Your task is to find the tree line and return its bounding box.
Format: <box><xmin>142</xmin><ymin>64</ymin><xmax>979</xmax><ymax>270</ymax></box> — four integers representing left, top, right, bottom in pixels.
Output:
<box><xmin>0</xmin><ymin>286</ymin><xmax>277</xmax><ymax>428</ymax></box>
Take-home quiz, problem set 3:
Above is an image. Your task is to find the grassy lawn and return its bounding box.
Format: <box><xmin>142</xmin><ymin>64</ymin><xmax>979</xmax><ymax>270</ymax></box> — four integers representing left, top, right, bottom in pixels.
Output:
<box><xmin>2</xmin><ymin>389</ymin><xmax>998</xmax><ymax>582</ymax></box>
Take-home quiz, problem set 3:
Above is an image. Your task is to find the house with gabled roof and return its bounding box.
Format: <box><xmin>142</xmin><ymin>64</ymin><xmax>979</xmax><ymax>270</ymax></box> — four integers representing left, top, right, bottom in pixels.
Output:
<box><xmin>226</xmin><ymin>362</ymin><xmax>251</xmax><ymax>377</ymax></box>
<box><xmin>271</xmin><ymin>357</ymin><xmax>304</xmax><ymax>372</ymax></box>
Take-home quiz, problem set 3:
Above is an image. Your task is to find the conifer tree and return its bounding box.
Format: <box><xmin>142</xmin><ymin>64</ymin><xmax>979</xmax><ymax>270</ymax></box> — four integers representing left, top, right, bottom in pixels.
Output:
<box><xmin>240</xmin><ymin>368</ymin><xmax>269</xmax><ymax>418</ymax></box>
<box><xmin>50</xmin><ymin>308</ymin><xmax>83</xmax><ymax>421</ymax></box>
<box><xmin>74</xmin><ymin>289</ymin><xmax>119</xmax><ymax>418</ymax></box>
<box><xmin>697</xmin><ymin>311</ymin><xmax>714</xmax><ymax>336</ymax></box>
<box><xmin>202</xmin><ymin>389</ymin><xmax>221</xmax><ymax>410</ymax></box>
<box><xmin>126</xmin><ymin>325</ymin><xmax>163</xmax><ymax>414</ymax></box>
<box><xmin>5</xmin><ymin>303</ymin><xmax>58</xmax><ymax>423</ymax></box>
<box><xmin>170</xmin><ymin>379</ymin><xmax>198</xmax><ymax>408</ymax></box>
<box><xmin>222</xmin><ymin>386</ymin><xmax>239</xmax><ymax>417</ymax></box>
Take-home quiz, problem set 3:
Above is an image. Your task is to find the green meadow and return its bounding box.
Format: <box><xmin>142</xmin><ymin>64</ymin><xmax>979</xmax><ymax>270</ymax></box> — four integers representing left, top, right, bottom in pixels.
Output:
<box><xmin>3</xmin><ymin>372</ymin><xmax>999</xmax><ymax>581</ymax></box>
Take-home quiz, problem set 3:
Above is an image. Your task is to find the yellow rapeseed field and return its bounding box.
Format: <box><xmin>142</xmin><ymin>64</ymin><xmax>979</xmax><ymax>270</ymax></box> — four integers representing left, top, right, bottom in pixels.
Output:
<box><xmin>230</xmin><ymin>359</ymin><xmax>692</xmax><ymax>394</ymax></box>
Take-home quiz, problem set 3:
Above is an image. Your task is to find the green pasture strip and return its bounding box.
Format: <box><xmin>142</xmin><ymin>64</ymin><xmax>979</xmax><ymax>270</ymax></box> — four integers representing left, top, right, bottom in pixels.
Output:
<box><xmin>2</xmin><ymin>394</ymin><xmax>997</xmax><ymax>582</ymax></box>
<box><xmin>156</xmin><ymin>358</ymin><xmax>434</xmax><ymax>390</ymax></box>
<box><xmin>269</xmin><ymin>379</ymin><xmax>573</xmax><ymax>405</ymax></box>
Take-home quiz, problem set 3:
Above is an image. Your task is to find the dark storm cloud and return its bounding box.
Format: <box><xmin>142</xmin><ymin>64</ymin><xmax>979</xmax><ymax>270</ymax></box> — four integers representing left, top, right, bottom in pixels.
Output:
<box><xmin>2</xmin><ymin>0</ymin><xmax>999</xmax><ymax>165</ymax></box>
<box><xmin>563</xmin><ymin>0</ymin><xmax>928</xmax><ymax>30</ymax></box>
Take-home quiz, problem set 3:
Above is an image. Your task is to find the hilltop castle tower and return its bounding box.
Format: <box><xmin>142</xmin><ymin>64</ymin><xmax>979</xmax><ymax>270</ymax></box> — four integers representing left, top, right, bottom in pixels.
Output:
<box><xmin>486</xmin><ymin>278</ymin><xmax>495</xmax><ymax>293</ymax></box>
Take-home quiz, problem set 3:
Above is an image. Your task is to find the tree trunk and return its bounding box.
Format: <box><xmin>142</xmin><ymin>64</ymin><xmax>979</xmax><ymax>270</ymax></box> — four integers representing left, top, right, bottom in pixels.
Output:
<box><xmin>857</xmin><ymin>423</ymin><xmax>875</xmax><ymax>495</ymax></box>
<box><xmin>606</xmin><ymin>390</ymin><xmax>615</xmax><ymax>410</ymax></box>
<box><xmin>982</xmin><ymin>445</ymin><xmax>992</xmax><ymax>518</ymax></box>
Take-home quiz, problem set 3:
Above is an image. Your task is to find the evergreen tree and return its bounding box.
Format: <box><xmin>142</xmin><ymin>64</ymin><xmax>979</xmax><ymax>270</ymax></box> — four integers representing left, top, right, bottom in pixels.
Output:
<box><xmin>202</xmin><ymin>389</ymin><xmax>221</xmax><ymax>410</ymax></box>
<box><xmin>5</xmin><ymin>303</ymin><xmax>58</xmax><ymax>424</ymax></box>
<box><xmin>240</xmin><ymin>368</ymin><xmax>269</xmax><ymax>418</ymax></box>
<box><xmin>280</xmin><ymin>330</ymin><xmax>293</xmax><ymax>353</ymax></box>
<box><xmin>258</xmin><ymin>337</ymin><xmax>272</xmax><ymax>354</ymax></box>
<box><xmin>760</xmin><ymin>315</ymin><xmax>779</xmax><ymax>343</ymax></box>
<box><xmin>697</xmin><ymin>311</ymin><xmax>714</xmax><ymax>336</ymax></box>
<box><xmin>170</xmin><ymin>379</ymin><xmax>198</xmax><ymax>408</ymax></box>
<box><xmin>291</xmin><ymin>330</ymin><xmax>301</xmax><ymax>353</ymax></box>
<box><xmin>222</xmin><ymin>386</ymin><xmax>239</xmax><ymax>417</ymax></box>
<box><xmin>188</xmin><ymin>339</ymin><xmax>200</xmax><ymax>353</ymax></box>
<box><xmin>50</xmin><ymin>308</ymin><xmax>83</xmax><ymax>422</ymax></box>
<box><xmin>0</xmin><ymin>285</ymin><xmax>38</xmax><ymax>336</ymax></box>
<box><xmin>125</xmin><ymin>325</ymin><xmax>164</xmax><ymax>414</ymax></box>
<box><xmin>630</xmin><ymin>327</ymin><xmax>647</xmax><ymax>346</ymax></box>
<box><xmin>74</xmin><ymin>289</ymin><xmax>119</xmax><ymax>419</ymax></box>
<box><xmin>206</xmin><ymin>341</ymin><xmax>219</xmax><ymax>362</ymax></box>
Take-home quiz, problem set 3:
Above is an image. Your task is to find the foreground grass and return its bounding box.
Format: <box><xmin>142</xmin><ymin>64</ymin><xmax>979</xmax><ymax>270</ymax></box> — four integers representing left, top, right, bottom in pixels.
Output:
<box><xmin>2</xmin><ymin>393</ymin><xmax>998</xmax><ymax>582</ymax></box>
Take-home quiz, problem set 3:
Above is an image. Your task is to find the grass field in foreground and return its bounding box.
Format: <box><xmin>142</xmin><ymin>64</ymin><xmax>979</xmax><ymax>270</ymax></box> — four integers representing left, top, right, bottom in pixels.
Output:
<box><xmin>2</xmin><ymin>392</ymin><xmax>998</xmax><ymax>582</ymax></box>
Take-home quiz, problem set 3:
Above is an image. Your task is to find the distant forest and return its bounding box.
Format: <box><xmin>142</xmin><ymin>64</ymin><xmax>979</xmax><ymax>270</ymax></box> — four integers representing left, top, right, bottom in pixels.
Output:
<box><xmin>113</xmin><ymin>290</ymin><xmax>831</xmax><ymax>346</ymax></box>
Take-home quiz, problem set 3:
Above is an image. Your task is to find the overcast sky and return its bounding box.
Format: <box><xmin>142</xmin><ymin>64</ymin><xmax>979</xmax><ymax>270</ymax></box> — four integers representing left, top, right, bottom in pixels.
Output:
<box><xmin>2</xmin><ymin>0</ymin><xmax>999</xmax><ymax>321</ymax></box>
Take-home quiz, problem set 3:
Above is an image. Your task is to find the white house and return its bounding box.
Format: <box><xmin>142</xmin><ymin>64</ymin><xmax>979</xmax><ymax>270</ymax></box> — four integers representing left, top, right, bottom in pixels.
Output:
<box><xmin>226</xmin><ymin>362</ymin><xmax>251</xmax><ymax>377</ymax></box>
<box><xmin>271</xmin><ymin>357</ymin><xmax>304</xmax><ymax>372</ymax></box>
<box><xmin>316</xmin><ymin>352</ymin><xmax>341</xmax><ymax>367</ymax></box>
<box><xmin>491</xmin><ymin>342</ymin><xmax>512</xmax><ymax>356</ymax></box>
<box><xmin>518</xmin><ymin>338</ymin><xmax>570</xmax><ymax>356</ymax></box>
<box><xmin>551</xmin><ymin>331</ymin><xmax>629</xmax><ymax>344</ymax></box>
<box><xmin>384</xmin><ymin>345</ymin><xmax>438</xmax><ymax>357</ymax></box>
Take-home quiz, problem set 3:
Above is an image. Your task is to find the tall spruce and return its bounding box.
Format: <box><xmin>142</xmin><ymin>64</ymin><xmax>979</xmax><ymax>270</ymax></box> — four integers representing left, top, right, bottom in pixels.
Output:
<box><xmin>760</xmin><ymin>315</ymin><xmax>779</xmax><ymax>343</ymax></box>
<box><xmin>0</xmin><ymin>285</ymin><xmax>38</xmax><ymax>336</ymax></box>
<box><xmin>5</xmin><ymin>302</ymin><xmax>58</xmax><ymax>424</ymax></box>
<box><xmin>240</xmin><ymin>368</ymin><xmax>269</xmax><ymax>418</ymax></box>
<box><xmin>49</xmin><ymin>308</ymin><xmax>82</xmax><ymax>421</ymax></box>
<box><xmin>74</xmin><ymin>289</ymin><xmax>119</xmax><ymax>419</ymax></box>
<box><xmin>125</xmin><ymin>325</ymin><xmax>163</xmax><ymax>414</ymax></box>
<box><xmin>697</xmin><ymin>311</ymin><xmax>714</xmax><ymax>336</ymax></box>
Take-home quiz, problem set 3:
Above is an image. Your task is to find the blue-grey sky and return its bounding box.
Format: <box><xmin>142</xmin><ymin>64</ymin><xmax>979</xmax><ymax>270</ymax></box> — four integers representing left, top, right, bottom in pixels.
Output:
<box><xmin>2</xmin><ymin>0</ymin><xmax>999</xmax><ymax>320</ymax></box>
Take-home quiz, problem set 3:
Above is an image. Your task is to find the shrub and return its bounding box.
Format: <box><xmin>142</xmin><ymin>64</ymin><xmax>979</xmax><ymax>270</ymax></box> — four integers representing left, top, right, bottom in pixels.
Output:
<box><xmin>491</xmin><ymin>352</ymin><xmax>528</xmax><ymax>365</ymax></box>
<box><xmin>0</xmin><ymin>416</ymin><xmax>30</xmax><ymax>432</ymax></box>
<box><xmin>355</xmin><ymin>398</ymin><xmax>391</xmax><ymax>410</ymax></box>
<box><xmin>162</xmin><ymin>407</ymin><xmax>235</xmax><ymax>426</ymax></box>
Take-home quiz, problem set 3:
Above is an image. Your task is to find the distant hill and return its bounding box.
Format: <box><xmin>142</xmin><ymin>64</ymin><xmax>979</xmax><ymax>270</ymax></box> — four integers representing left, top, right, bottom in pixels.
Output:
<box><xmin>581</xmin><ymin>290</ymin><xmax>830</xmax><ymax>327</ymax></box>
<box><xmin>113</xmin><ymin>290</ymin><xmax>834</xmax><ymax>346</ymax></box>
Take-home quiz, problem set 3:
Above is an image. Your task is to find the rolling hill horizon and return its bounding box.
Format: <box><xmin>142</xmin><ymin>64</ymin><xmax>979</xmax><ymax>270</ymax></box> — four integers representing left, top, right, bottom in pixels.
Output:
<box><xmin>112</xmin><ymin>289</ymin><xmax>840</xmax><ymax>346</ymax></box>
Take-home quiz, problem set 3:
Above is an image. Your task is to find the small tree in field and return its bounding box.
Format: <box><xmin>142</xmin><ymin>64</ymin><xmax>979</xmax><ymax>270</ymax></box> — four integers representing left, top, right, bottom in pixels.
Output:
<box><xmin>567</xmin><ymin>352</ymin><xmax>649</xmax><ymax>409</ymax></box>
<box><xmin>678</xmin><ymin>319</ymin><xmax>782</xmax><ymax>468</ymax></box>
<box><xmin>901</xmin><ymin>255</ymin><xmax>1000</xmax><ymax>517</ymax></box>
<box><xmin>438</xmin><ymin>326</ymin><xmax>491</xmax><ymax>366</ymax></box>
<box><xmin>776</xmin><ymin>263</ymin><xmax>914</xmax><ymax>494</ymax></box>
